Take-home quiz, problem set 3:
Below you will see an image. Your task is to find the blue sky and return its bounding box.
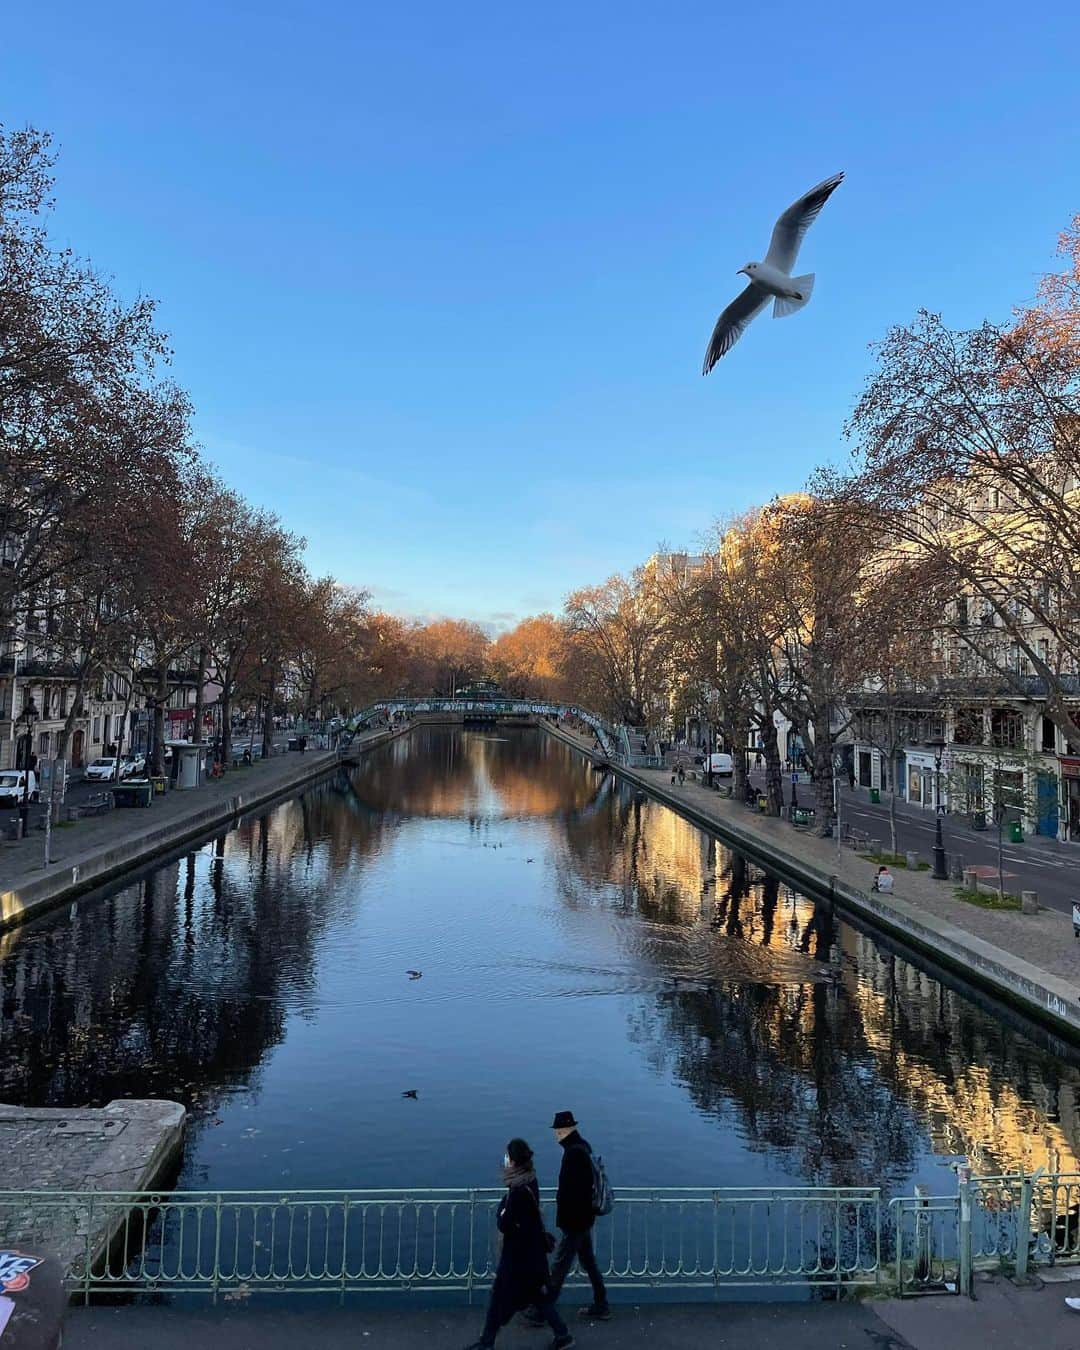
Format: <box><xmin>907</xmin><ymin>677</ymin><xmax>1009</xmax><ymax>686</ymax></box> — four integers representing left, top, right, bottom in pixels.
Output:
<box><xmin>4</xmin><ymin>1</ymin><xmax>1079</xmax><ymax>629</ymax></box>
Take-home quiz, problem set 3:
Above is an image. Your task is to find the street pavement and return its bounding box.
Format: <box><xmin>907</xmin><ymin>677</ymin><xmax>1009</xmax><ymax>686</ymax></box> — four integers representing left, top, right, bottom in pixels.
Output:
<box><xmin>59</xmin><ymin>1278</ymin><xmax>1080</xmax><ymax>1350</ymax></box>
<box><xmin>747</xmin><ymin>774</ymin><xmax>1079</xmax><ymax>916</ymax></box>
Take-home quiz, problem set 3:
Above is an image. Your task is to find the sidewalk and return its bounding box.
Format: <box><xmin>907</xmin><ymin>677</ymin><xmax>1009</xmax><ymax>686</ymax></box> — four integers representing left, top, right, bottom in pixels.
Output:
<box><xmin>0</xmin><ymin>730</ymin><xmax>392</xmax><ymax>931</ymax></box>
<box><xmin>58</xmin><ymin>1278</ymin><xmax>1080</xmax><ymax>1350</ymax></box>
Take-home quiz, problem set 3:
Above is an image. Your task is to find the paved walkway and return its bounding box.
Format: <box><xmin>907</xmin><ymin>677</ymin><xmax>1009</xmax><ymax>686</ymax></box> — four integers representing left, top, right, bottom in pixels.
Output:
<box><xmin>58</xmin><ymin>1278</ymin><xmax>1080</xmax><ymax>1350</ymax></box>
<box><xmin>771</xmin><ymin>776</ymin><xmax>1078</xmax><ymax>915</ymax></box>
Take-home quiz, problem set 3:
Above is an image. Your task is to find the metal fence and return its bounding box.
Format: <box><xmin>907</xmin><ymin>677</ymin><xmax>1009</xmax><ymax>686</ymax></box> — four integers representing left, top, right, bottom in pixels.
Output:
<box><xmin>6</xmin><ymin>1175</ymin><xmax>1079</xmax><ymax>1303</ymax></box>
<box><xmin>0</xmin><ymin>1186</ymin><xmax>882</xmax><ymax>1303</ymax></box>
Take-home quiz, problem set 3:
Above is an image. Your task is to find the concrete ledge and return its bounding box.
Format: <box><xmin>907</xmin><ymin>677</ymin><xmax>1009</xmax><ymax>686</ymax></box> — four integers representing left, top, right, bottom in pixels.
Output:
<box><xmin>608</xmin><ymin>762</ymin><xmax>1080</xmax><ymax>1042</ymax></box>
<box><xmin>0</xmin><ymin>1099</ymin><xmax>186</xmax><ymax>1278</ymax></box>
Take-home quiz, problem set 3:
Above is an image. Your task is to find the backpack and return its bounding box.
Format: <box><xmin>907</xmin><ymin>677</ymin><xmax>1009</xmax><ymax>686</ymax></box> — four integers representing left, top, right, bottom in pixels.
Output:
<box><xmin>590</xmin><ymin>1152</ymin><xmax>614</xmax><ymax>1217</ymax></box>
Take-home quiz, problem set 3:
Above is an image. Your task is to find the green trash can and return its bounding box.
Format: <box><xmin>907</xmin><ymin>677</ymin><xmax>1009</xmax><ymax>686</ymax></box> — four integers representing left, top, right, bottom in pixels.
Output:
<box><xmin>1009</xmin><ymin>819</ymin><xmax>1023</xmax><ymax>843</ymax></box>
<box><xmin>869</xmin><ymin>787</ymin><xmax>880</xmax><ymax>804</ymax></box>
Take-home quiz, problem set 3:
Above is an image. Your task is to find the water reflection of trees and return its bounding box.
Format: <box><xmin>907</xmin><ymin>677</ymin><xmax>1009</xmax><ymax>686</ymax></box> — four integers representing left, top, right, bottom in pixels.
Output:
<box><xmin>2</xmin><ymin>727</ymin><xmax>1078</xmax><ymax>1189</ymax></box>
<box><xmin>347</xmin><ymin>727</ymin><xmax>602</xmax><ymax>820</ymax></box>
<box><xmin>555</xmin><ymin>776</ymin><xmax>1080</xmax><ymax>1182</ymax></box>
<box><xmin>0</xmin><ymin>810</ymin><xmax>335</xmax><ymax>1113</ymax></box>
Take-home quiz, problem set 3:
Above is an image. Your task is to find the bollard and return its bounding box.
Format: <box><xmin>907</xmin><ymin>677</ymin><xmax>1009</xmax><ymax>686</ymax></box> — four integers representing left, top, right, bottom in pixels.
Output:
<box><xmin>963</xmin><ymin>867</ymin><xmax>978</xmax><ymax>892</ymax></box>
<box><xmin>869</xmin><ymin>839</ymin><xmax>881</xmax><ymax>857</ymax></box>
<box><xmin>1021</xmin><ymin>890</ymin><xmax>1038</xmax><ymax>915</ymax></box>
<box><xmin>949</xmin><ymin>856</ymin><xmax>964</xmax><ymax>883</ymax></box>
<box><xmin>905</xmin><ymin>850</ymin><xmax>919</xmax><ymax>871</ymax></box>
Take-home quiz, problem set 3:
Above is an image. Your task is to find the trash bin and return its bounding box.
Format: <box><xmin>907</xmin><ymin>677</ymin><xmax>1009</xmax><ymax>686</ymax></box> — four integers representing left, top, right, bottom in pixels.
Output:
<box><xmin>1009</xmin><ymin>819</ymin><xmax>1023</xmax><ymax>844</ymax></box>
<box><xmin>150</xmin><ymin>775</ymin><xmax>167</xmax><ymax>795</ymax></box>
<box><xmin>869</xmin><ymin>788</ymin><xmax>881</xmax><ymax>804</ymax></box>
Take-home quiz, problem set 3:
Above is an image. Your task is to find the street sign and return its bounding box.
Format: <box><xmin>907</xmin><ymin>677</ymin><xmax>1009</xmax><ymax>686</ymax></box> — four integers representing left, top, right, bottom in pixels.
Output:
<box><xmin>791</xmin><ymin>772</ymin><xmax>800</xmax><ymax>785</ymax></box>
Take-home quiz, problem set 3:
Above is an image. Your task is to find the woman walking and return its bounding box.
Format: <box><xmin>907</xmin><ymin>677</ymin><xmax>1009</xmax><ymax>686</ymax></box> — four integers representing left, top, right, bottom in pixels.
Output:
<box><xmin>464</xmin><ymin>1138</ymin><xmax>574</xmax><ymax>1350</ymax></box>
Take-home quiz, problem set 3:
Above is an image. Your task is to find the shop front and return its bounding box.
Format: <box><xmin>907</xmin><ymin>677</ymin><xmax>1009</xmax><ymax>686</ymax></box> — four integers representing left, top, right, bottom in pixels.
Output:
<box><xmin>904</xmin><ymin>748</ymin><xmax>944</xmax><ymax>810</ymax></box>
<box><xmin>1061</xmin><ymin>756</ymin><xmax>1080</xmax><ymax>843</ymax></box>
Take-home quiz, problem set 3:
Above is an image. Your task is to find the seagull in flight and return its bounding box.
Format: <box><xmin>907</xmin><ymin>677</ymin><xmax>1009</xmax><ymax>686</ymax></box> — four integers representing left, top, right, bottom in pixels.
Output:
<box><xmin>702</xmin><ymin>172</ymin><xmax>844</xmax><ymax>372</ymax></box>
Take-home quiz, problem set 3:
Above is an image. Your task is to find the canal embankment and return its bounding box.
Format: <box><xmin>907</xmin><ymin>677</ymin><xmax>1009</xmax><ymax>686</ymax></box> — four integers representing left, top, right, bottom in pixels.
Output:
<box><xmin>543</xmin><ymin>722</ymin><xmax>1080</xmax><ymax>1039</ymax></box>
<box><xmin>0</xmin><ymin>1099</ymin><xmax>185</xmax><ymax>1276</ymax></box>
<box><xmin>0</xmin><ymin>726</ymin><xmax>404</xmax><ymax>932</ymax></box>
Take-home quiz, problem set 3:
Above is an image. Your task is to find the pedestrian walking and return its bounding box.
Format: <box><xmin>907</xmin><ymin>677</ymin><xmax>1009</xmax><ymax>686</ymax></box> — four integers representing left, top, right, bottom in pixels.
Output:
<box><xmin>463</xmin><ymin>1138</ymin><xmax>573</xmax><ymax>1350</ymax></box>
<box><xmin>676</xmin><ymin>762</ymin><xmax>685</xmax><ymax>785</ymax></box>
<box><xmin>523</xmin><ymin>1111</ymin><xmax>611</xmax><ymax>1325</ymax></box>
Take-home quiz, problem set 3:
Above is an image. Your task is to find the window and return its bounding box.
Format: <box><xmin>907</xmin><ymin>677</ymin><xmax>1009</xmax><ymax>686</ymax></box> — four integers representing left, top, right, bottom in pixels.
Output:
<box><xmin>92</xmin><ymin>716</ymin><xmax>101</xmax><ymax>742</ymax></box>
<box><xmin>37</xmin><ymin>730</ymin><xmax>50</xmax><ymax>756</ymax></box>
<box><xmin>990</xmin><ymin>708</ymin><xmax>1025</xmax><ymax>748</ymax></box>
<box><xmin>1042</xmin><ymin>716</ymin><xmax>1057</xmax><ymax>753</ymax></box>
<box><xmin>956</xmin><ymin>596</ymin><xmax>969</xmax><ymax>626</ymax></box>
<box><xmin>954</xmin><ymin>706</ymin><xmax>985</xmax><ymax>745</ymax></box>
<box><xmin>1037</xmin><ymin>638</ymin><xmax>1050</xmax><ymax>667</ymax></box>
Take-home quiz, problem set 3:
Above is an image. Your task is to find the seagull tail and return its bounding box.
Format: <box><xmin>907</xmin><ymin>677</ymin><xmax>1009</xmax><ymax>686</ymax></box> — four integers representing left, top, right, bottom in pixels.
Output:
<box><xmin>773</xmin><ymin>274</ymin><xmax>815</xmax><ymax>319</ymax></box>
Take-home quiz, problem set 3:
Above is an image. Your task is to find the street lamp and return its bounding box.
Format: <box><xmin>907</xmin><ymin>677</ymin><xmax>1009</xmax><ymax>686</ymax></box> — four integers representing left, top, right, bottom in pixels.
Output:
<box><xmin>17</xmin><ymin>693</ymin><xmax>38</xmax><ymax>839</ymax></box>
<box><xmin>927</xmin><ymin>736</ymin><xmax>949</xmax><ymax>880</ymax></box>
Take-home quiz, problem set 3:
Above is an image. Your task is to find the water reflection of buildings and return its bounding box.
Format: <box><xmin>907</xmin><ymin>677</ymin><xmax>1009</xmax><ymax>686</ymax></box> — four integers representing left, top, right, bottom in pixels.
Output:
<box><xmin>555</xmin><ymin>774</ymin><xmax>1080</xmax><ymax>1181</ymax></box>
<box><xmin>0</xmin><ymin>726</ymin><xmax>1077</xmax><ymax>1190</ymax></box>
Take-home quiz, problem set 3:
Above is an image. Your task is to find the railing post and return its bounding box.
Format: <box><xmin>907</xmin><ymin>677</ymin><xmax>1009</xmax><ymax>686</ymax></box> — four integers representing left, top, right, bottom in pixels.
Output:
<box><xmin>466</xmin><ymin>1190</ymin><xmax>476</xmax><ymax>1306</ymax></box>
<box><xmin>211</xmin><ymin>1193</ymin><xmax>223</xmax><ymax>1305</ymax></box>
<box><xmin>1016</xmin><ymin>1170</ymin><xmax>1033</xmax><ymax>1281</ymax></box>
<box><xmin>957</xmin><ymin>1167</ymin><xmax>972</xmax><ymax>1298</ymax></box>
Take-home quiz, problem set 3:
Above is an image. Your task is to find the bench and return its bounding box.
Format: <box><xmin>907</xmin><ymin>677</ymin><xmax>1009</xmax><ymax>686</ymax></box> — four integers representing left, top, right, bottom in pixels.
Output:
<box><xmin>844</xmin><ymin>826</ymin><xmax>870</xmax><ymax>850</ymax></box>
<box><xmin>82</xmin><ymin>791</ymin><xmax>113</xmax><ymax>816</ymax></box>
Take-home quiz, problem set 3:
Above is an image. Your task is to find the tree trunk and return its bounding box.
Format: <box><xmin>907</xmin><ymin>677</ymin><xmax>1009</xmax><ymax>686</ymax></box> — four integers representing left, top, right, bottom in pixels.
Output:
<box><xmin>761</xmin><ymin>719</ymin><xmax>784</xmax><ymax>816</ymax></box>
<box><xmin>150</xmin><ymin>667</ymin><xmax>168</xmax><ymax>777</ymax></box>
<box><xmin>220</xmin><ymin>674</ymin><xmax>233</xmax><ymax>766</ymax></box>
<box><xmin>111</xmin><ymin>655</ymin><xmax>137</xmax><ymax>787</ymax></box>
<box><xmin>812</xmin><ymin>732</ymin><xmax>835</xmax><ymax>836</ymax></box>
<box><xmin>261</xmin><ymin>670</ymin><xmax>276</xmax><ymax>759</ymax></box>
<box><xmin>192</xmin><ymin>645</ymin><xmax>207</xmax><ymax>745</ymax></box>
<box><xmin>732</xmin><ymin>715</ymin><xmax>749</xmax><ymax>800</ymax></box>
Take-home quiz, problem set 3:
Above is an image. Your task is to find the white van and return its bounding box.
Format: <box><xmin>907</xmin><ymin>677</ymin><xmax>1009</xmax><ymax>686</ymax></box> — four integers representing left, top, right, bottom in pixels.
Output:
<box><xmin>706</xmin><ymin>753</ymin><xmax>734</xmax><ymax>777</ymax></box>
<box><xmin>0</xmin><ymin>769</ymin><xmax>38</xmax><ymax>807</ymax></box>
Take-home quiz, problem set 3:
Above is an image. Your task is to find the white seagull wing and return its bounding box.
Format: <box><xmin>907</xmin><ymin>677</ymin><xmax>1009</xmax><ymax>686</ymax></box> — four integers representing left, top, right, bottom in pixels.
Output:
<box><xmin>702</xmin><ymin>282</ymin><xmax>770</xmax><ymax>372</ymax></box>
<box><xmin>763</xmin><ymin>172</ymin><xmax>844</xmax><ymax>274</ymax></box>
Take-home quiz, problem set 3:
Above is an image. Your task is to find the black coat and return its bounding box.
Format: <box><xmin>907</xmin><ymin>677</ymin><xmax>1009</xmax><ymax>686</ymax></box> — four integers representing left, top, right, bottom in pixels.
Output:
<box><xmin>490</xmin><ymin>1179</ymin><xmax>551</xmax><ymax>1316</ymax></box>
<box><xmin>556</xmin><ymin>1131</ymin><xmax>595</xmax><ymax>1233</ymax></box>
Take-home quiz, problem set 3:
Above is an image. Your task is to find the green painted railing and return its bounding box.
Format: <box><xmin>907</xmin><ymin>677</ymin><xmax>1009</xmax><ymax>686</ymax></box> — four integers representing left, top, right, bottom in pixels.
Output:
<box><xmin>342</xmin><ymin>700</ymin><xmax>619</xmax><ymax>759</ymax></box>
<box><xmin>5</xmin><ymin>1172</ymin><xmax>1076</xmax><ymax>1303</ymax></box>
<box><xmin>0</xmin><ymin>1186</ymin><xmax>882</xmax><ymax>1302</ymax></box>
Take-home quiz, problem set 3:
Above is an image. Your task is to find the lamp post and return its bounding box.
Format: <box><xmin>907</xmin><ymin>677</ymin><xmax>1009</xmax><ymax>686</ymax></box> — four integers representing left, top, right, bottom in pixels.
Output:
<box><xmin>17</xmin><ymin>694</ymin><xmax>38</xmax><ymax>839</ymax></box>
<box><xmin>927</xmin><ymin>736</ymin><xmax>948</xmax><ymax>879</ymax></box>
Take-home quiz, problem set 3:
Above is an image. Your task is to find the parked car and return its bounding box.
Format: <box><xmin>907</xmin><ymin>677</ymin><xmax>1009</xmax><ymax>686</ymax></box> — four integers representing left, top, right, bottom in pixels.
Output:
<box><xmin>0</xmin><ymin>769</ymin><xmax>38</xmax><ymax>806</ymax></box>
<box><xmin>706</xmin><ymin>753</ymin><xmax>735</xmax><ymax>777</ymax></box>
<box><xmin>85</xmin><ymin>756</ymin><xmax>144</xmax><ymax>783</ymax></box>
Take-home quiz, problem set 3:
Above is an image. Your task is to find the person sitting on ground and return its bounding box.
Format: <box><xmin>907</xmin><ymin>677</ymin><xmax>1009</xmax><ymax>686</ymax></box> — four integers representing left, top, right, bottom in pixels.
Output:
<box><xmin>872</xmin><ymin>865</ymin><xmax>894</xmax><ymax>894</ymax></box>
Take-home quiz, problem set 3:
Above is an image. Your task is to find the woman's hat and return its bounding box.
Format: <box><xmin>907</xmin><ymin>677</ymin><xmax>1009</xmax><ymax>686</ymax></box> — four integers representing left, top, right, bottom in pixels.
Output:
<box><xmin>551</xmin><ymin>1110</ymin><xmax>578</xmax><ymax>1129</ymax></box>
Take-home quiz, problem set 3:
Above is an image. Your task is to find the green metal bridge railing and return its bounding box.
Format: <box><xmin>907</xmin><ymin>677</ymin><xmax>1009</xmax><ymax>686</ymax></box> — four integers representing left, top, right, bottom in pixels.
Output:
<box><xmin>0</xmin><ymin>1185</ymin><xmax>882</xmax><ymax>1303</ymax></box>
<box><xmin>5</xmin><ymin>1171</ymin><xmax>1078</xmax><ymax>1303</ymax></box>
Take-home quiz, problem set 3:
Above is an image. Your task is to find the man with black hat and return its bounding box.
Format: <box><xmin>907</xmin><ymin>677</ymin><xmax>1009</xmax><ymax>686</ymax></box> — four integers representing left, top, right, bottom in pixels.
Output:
<box><xmin>523</xmin><ymin>1110</ymin><xmax>611</xmax><ymax>1325</ymax></box>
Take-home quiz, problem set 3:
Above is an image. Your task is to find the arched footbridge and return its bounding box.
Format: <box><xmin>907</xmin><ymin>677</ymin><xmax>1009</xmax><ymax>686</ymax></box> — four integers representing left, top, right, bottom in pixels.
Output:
<box><xmin>341</xmin><ymin>699</ymin><xmax>619</xmax><ymax>759</ymax></box>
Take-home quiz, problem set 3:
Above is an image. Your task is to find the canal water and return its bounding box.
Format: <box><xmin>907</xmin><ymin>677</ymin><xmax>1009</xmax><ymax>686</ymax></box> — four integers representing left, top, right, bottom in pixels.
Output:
<box><xmin>2</xmin><ymin>726</ymin><xmax>1078</xmax><ymax>1197</ymax></box>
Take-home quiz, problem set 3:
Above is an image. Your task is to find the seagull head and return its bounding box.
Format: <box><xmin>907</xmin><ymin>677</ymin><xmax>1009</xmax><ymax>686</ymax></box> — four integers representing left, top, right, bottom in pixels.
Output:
<box><xmin>738</xmin><ymin>262</ymin><xmax>759</xmax><ymax>278</ymax></box>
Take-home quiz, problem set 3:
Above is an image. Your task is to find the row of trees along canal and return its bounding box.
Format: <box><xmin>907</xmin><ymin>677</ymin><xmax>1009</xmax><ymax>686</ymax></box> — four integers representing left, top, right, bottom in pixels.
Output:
<box><xmin>5</xmin><ymin>122</ymin><xmax>1079</xmax><ymax>842</ymax></box>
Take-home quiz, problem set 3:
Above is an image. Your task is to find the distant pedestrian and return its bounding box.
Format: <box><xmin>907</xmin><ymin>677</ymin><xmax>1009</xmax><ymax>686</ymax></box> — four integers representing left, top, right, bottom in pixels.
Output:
<box><xmin>524</xmin><ymin>1111</ymin><xmax>611</xmax><ymax>1325</ymax></box>
<box><xmin>872</xmin><ymin>865</ymin><xmax>894</xmax><ymax>894</ymax></box>
<box><xmin>463</xmin><ymin>1138</ymin><xmax>573</xmax><ymax>1350</ymax></box>
<box><xmin>847</xmin><ymin>763</ymin><xmax>855</xmax><ymax>791</ymax></box>
<box><xmin>676</xmin><ymin>762</ymin><xmax>685</xmax><ymax>785</ymax></box>
<box><xmin>755</xmin><ymin>752</ymin><xmax>763</xmax><ymax>770</ymax></box>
